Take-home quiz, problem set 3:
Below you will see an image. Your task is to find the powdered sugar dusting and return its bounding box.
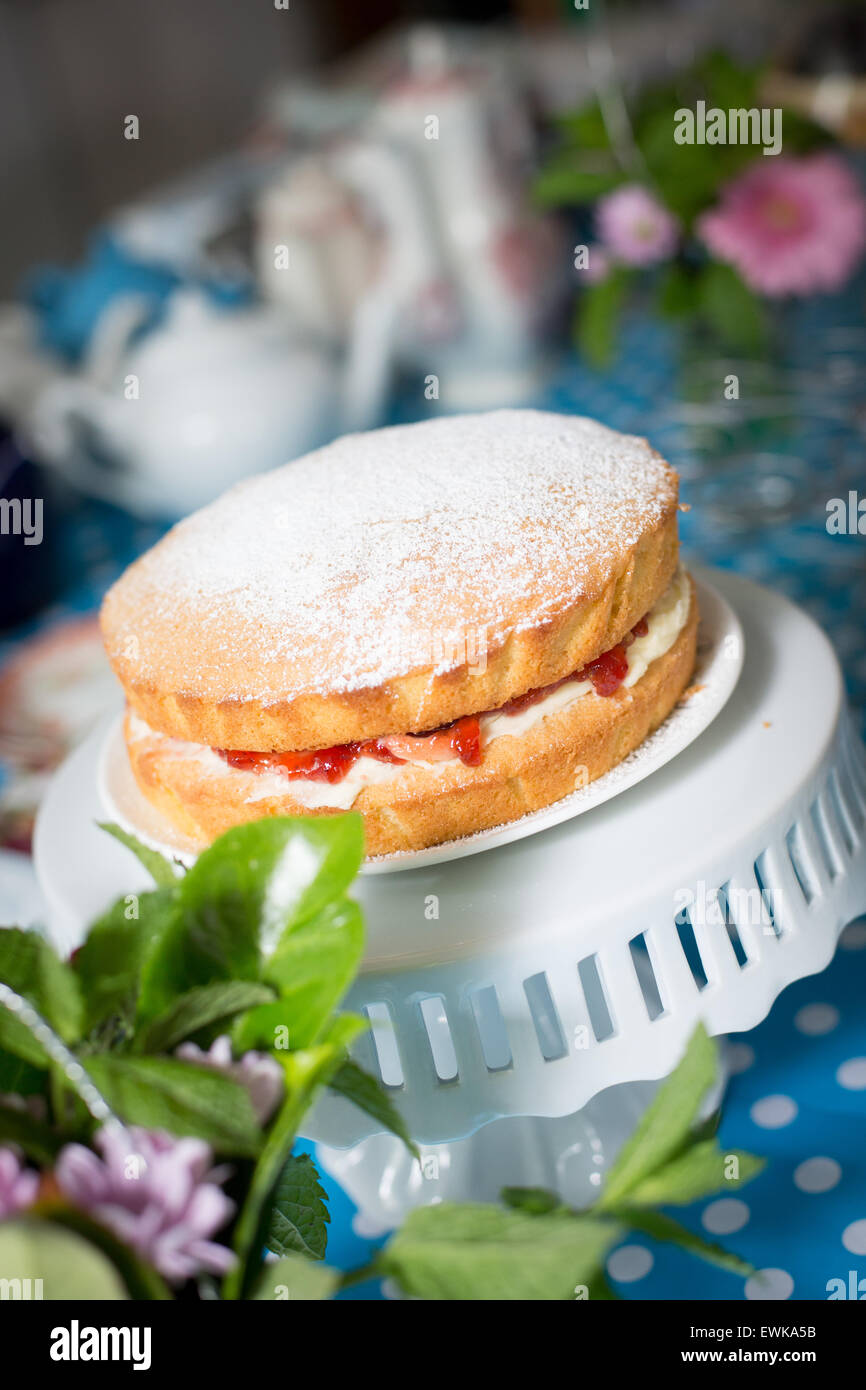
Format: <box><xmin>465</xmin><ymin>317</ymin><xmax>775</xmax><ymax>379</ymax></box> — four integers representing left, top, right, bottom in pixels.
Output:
<box><xmin>105</xmin><ymin>410</ymin><xmax>676</xmax><ymax>700</ymax></box>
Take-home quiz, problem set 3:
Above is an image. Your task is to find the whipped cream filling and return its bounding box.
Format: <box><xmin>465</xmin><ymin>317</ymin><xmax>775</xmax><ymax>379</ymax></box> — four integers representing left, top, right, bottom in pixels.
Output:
<box><xmin>129</xmin><ymin>568</ymin><xmax>691</xmax><ymax>812</ymax></box>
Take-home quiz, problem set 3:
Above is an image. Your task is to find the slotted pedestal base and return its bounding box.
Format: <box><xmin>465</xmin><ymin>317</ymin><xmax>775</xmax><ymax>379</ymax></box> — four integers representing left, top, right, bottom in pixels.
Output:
<box><xmin>302</xmin><ymin>572</ymin><xmax>866</xmax><ymax>1225</ymax></box>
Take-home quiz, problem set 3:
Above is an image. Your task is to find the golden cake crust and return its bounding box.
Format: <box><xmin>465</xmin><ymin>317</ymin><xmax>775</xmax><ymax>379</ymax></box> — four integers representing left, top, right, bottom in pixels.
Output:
<box><xmin>123</xmin><ymin>584</ymin><xmax>698</xmax><ymax>856</ymax></box>
<box><xmin>101</xmin><ymin>411</ymin><xmax>679</xmax><ymax>751</ymax></box>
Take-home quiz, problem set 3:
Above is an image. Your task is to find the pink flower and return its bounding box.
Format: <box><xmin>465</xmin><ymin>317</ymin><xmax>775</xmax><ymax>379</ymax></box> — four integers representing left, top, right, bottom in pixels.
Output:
<box><xmin>56</xmin><ymin>1126</ymin><xmax>235</xmax><ymax>1283</ymax></box>
<box><xmin>175</xmin><ymin>1036</ymin><xmax>283</xmax><ymax>1124</ymax></box>
<box><xmin>697</xmin><ymin>154</ymin><xmax>866</xmax><ymax>296</ymax></box>
<box><xmin>0</xmin><ymin>1147</ymin><xmax>38</xmax><ymax>1216</ymax></box>
<box><xmin>596</xmin><ymin>185</ymin><xmax>679</xmax><ymax>266</ymax></box>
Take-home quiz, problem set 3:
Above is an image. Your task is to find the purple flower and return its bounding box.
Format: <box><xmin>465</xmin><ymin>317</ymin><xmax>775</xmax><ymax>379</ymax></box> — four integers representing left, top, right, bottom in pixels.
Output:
<box><xmin>596</xmin><ymin>184</ymin><xmax>679</xmax><ymax>266</ymax></box>
<box><xmin>0</xmin><ymin>1146</ymin><xmax>38</xmax><ymax>1217</ymax></box>
<box><xmin>176</xmin><ymin>1036</ymin><xmax>283</xmax><ymax>1123</ymax></box>
<box><xmin>55</xmin><ymin>1126</ymin><xmax>235</xmax><ymax>1283</ymax></box>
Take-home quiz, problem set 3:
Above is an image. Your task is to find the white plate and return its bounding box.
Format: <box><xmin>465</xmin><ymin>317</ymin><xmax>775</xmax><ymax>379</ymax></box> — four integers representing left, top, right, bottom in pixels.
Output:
<box><xmin>97</xmin><ymin>572</ymin><xmax>743</xmax><ymax>874</ymax></box>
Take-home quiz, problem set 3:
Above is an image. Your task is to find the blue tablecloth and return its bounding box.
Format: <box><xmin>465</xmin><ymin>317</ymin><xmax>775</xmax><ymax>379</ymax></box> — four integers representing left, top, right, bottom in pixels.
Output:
<box><xmin>2</xmin><ymin>277</ymin><xmax>864</xmax><ymax>1299</ymax></box>
<box><xmin>312</xmin><ymin>922</ymin><xmax>866</xmax><ymax>1300</ymax></box>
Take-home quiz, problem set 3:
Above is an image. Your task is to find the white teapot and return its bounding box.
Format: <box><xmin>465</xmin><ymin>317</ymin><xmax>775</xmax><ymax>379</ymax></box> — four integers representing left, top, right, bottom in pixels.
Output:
<box><xmin>33</xmin><ymin>290</ymin><xmax>353</xmax><ymax>516</ymax></box>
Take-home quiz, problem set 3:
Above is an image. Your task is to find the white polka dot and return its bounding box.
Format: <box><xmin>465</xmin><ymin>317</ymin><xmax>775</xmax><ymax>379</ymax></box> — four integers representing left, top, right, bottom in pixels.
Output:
<box><xmin>726</xmin><ymin>1043</ymin><xmax>755</xmax><ymax>1074</ymax></box>
<box><xmin>745</xmin><ymin>1268</ymin><xmax>794</xmax><ymax>1300</ymax></box>
<box><xmin>750</xmin><ymin>1094</ymin><xmax>798</xmax><ymax>1129</ymax></box>
<box><xmin>607</xmin><ymin>1245</ymin><xmax>654</xmax><ymax>1283</ymax></box>
<box><xmin>794</xmin><ymin>1157</ymin><xmax>842</xmax><ymax>1193</ymax></box>
<box><xmin>381</xmin><ymin>1278</ymin><xmax>403</xmax><ymax>1300</ymax></box>
<box><xmin>842</xmin><ymin>1220</ymin><xmax>866</xmax><ymax>1255</ymax></box>
<box><xmin>702</xmin><ymin>1198</ymin><xmax>750</xmax><ymax>1235</ymax></box>
<box><xmin>837</xmin><ymin>1057</ymin><xmax>866</xmax><ymax>1090</ymax></box>
<box><xmin>840</xmin><ymin>922</ymin><xmax>866</xmax><ymax>951</ymax></box>
<box><xmin>794</xmin><ymin>1003</ymin><xmax>840</xmax><ymax>1036</ymax></box>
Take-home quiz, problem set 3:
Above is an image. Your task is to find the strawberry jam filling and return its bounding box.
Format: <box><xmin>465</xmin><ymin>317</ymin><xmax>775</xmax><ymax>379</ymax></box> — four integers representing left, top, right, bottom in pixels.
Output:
<box><xmin>216</xmin><ymin>613</ymin><xmax>649</xmax><ymax>784</ymax></box>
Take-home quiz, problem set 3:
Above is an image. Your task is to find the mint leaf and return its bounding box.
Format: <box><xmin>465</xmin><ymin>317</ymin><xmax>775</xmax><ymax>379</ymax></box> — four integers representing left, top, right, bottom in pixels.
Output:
<box><xmin>226</xmin><ymin>1033</ymin><xmax>356</xmax><ymax>1298</ymax></box>
<box><xmin>501</xmin><ymin>1187</ymin><xmax>562</xmax><ymax>1215</ymax></box>
<box><xmin>0</xmin><ymin>1047</ymin><xmax>45</xmax><ymax>1096</ymax></box>
<box><xmin>266</xmin><ymin>1153</ymin><xmax>330</xmax><ymax>1260</ymax></box>
<box><xmin>598</xmin><ymin>1024</ymin><xmax>717</xmax><ymax>1210</ymax></box>
<box><xmin>137</xmin><ymin>816</ymin><xmax>364</xmax><ymax>1022</ymax></box>
<box><xmin>0</xmin><ymin>1102</ymin><xmax>61</xmax><ymax>1164</ymax></box>
<box><xmin>381</xmin><ymin>1203</ymin><xmax>619</xmax><ymax>1301</ymax></box>
<box><xmin>137</xmin><ymin>980</ymin><xmax>276</xmax><ymax>1054</ymax></box>
<box><xmin>0</xmin><ymin>929</ymin><xmax>83</xmax><ymax>1063</ymax></box>
<box><xmin>621</xmin><ymin>1141</ymin><xmax>765</xmax><ymax>1208</ymax></box>
<box><xmin>614</xmin><ymin>1208</ymin><xmax>753</xmax><ymax>1278</ymax></box>
<box><xmin>0</xmin><ymin>1219</ymin><xmax>128</xmax><ymax>1300</ymax></box>
<box><xmin>328</xmin><ymin>1058</ymin><xmax>419</xmax><ymax>1160</ymax></box>
<box><xmin>74</xmin><ymin>888</ymin><xmax>179</xmax><ymax>1034</ymax></box>
<box><xmin>97</xmin><ymin>821</ymin><xmax>180</xmax><ymax>887</ymax></box>
<box><xmin>232</xmin><ymin>898</ymin><xmax>364</xmax><ymax>1054</ymax></box>
<box><xmin>252</xmin><ymin>1252</ymin><xmax>337</xmax><ymax>1301</ymax></box>
<box><xmin>85</xmin><ymin>1055</ymin><xmax>261</xmax><ymax>1155</ymax></box>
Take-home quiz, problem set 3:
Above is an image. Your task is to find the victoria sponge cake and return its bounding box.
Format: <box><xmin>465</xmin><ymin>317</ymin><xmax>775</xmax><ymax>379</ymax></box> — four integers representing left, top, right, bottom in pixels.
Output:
<box><xmin>100</xmin><ymin>410</ymin><xmax>697</xmax><ymax>855</ymax></box>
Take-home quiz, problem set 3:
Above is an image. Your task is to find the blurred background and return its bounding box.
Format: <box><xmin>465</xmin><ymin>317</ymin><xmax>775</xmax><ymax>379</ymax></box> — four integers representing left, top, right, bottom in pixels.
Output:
<box><xmin>0</xmin><ymin>0</ymin><xmax>864</xmax><ymax>840</ymax></box>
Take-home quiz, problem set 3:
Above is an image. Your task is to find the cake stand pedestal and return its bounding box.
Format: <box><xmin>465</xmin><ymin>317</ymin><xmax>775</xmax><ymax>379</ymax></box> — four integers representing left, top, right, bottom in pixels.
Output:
<box><xmin>303</xmin><ymin>571</ymin><xmax>866</xmax><ymax>1228</ymax></box>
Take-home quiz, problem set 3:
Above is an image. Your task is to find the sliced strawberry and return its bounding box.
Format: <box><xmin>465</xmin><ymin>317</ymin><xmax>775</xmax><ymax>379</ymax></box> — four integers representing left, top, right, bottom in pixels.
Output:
<box><xmin>449</xmin><ymin>715</ymin><xmax>482</xmax><ymax>765</ymax></box>
<box><xmin>218</xmin><ymin>743</ymin><xmax>360</xmax><ymax>782</ymax></box>
<box><xmin>380</xmin><ymin>715</ymin><xmax>482</xmax><ymax>767</ymax></box>
<box><xmin>357</xmin><ymin>738</ymin><xmax>407</xmax><ymax>765</ymax></box>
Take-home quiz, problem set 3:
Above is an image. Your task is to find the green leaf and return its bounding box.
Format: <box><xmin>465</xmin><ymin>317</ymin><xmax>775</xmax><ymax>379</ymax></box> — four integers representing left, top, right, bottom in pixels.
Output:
<box><xmin>266</xmin><ymin>1153</ymin><xmax>330</xmax><ymax>1260</ymax></box>
<box><xmin>381</xmin><ymin>1203</ymin><xmax>619</xmax><ymax>1301</ymax></box>
<box><xmin>0</xmin><ymin>1219</ymin><xmax>128</xmax><ymax>1299</ymax></box>
<box><xmin>0</xmin><ymin>1047</ymin><xmax>46</xmax><ymax>1096</ymax></box>
<box><xmin>0</xmin><ymin>1102</ymin><xmax>61</xmax><ymax>1164</ymax></box>
<box><xmin>639</xmin><ymin>111</ymin><xmax>750</xmax><ymax>224</ymax></box>
<box><xmin>85</xmin><ymin>1055</ymin><xmax>262</xmax><ymax>1155</ymax></box>
<box><xmin>534</xmin><ymin>158</ymin><xmax>625</xmax><ymax>206</ymax></box>
<box><xmin>656</xmin><ymin>262</ymin><xmax>696</xmax><ymax>319</ymax></box>
<box><xmin>0</xmin><ymin>991</ymin><xmax>115</xmax><ymax>1125</ymax></box>
<box><xmin>552</xmin><ymin>101</ymin><xmax>612</xmax><ymax>150</ymax></box>
<box><xmin>328</xmin><ymin>1058</ymin><xmax>419</xmax><ymax>1160</ymax></box>
<box><xmin>621</xmin><ymin>1141</ymin><xmax>765</xmax><ymax>1208</ymax></box>
<box><xmin>42</xmin><ymin>1206</ymin><xmax>172</xmax><ymax>1299</ymax></box>
<box><xmin>225</xmin><ymin>1033</ymin><xmax>354</xmax><ymax>1299</ymax></box>
<box><xmin>137</xmin><ymin>815</ymin><xmax>364</xmax><ymax>1023</ymax></box>
<box><xmin>501</xmin><ymin>1186</ymin><xmax>562</xmax><ymax>1215</ymax></box>
<box><xmin>0</xmin><ymin>929</ymin><xmax>83</xmax><ymax>1063</ymax></box>
<box><xmin>97</xmin><ymin>821</ymin><xmax>181</xmax><ymax>887</ymax></box>
<box><xmin>697</xmin><ymin>262</ymin><xmax>768</xmax><ymax>354</ymax></box>
<box><xmin>74</xmin><ymin>888</ymin><xmax>179</xmax><ymax>1034</ymax></box>
<box><xmin>599</xmin><ymin>1024</ymin><xmax>717</xmax><ymax>1210</ymax></box>
<box><xmin>137</xmin><ymin>980</ymin><xmax>276</xmax><ymax>1054</ymax></box>
<box><xmin>614</xmin><ymin>1207</ymin><xmax>754</xmax><ymax>1278</ymax></box>
<box><xmin>235</xmin><ymin>898</ymin><xmax>364</xmax><ymax>1053</ymax></box>
<box><xmin>576</xmin><ymin>267</ymin><xmax>630</xmax><ymax>369</ymax></box>
<box><xmin>252</xmin><ymin>1251</ymin><xmax>337</xmax><ymax>1301</ymax></box>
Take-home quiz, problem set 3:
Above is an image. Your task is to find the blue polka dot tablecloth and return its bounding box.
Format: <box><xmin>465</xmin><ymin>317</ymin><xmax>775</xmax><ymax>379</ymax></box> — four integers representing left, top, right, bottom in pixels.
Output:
<box><xmin>2</xmin><ymin>268</ymin><xmax>865</xmax><ymax>1299</ymax></box>
<box><xmin>306</xmin><ymin>920</ymin><xmax>866</xmax><ymax>1301</ymax></box>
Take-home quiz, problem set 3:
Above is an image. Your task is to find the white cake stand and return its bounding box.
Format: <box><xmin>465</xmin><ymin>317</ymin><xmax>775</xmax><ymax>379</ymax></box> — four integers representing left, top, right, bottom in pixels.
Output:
<box><xmin>32</xmin><ymin>570</ymin><xmax>866</xmax><ymax>1230</ymax></box>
